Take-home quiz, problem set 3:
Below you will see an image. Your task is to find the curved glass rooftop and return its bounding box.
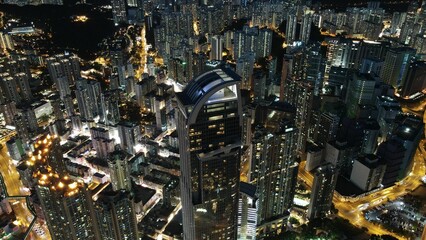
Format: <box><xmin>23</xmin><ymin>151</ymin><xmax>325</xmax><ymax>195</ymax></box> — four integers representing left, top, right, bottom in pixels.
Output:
<box><xmin>176</xmin><ymin>68</ymin><xmax>241</xmax><ymax>106</ymax></box>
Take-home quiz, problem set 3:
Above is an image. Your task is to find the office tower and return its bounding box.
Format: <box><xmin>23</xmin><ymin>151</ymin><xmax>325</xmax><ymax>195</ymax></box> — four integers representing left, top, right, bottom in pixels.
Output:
<box><xmin>307</xmin><ymin>163</ymin><xmax>338</xmax><ymax>220</ymax></box>
<box><xmin>360</xmin><ymin>58</ymin><xmax>383</xmax><ymax>76</ymax></box>
<box><xmin>28</xmin><ymin>135</ymin><xmax>99</xmax><ymax>240</ymax></box>
<box><xmin>108</xmin><ymin>150</ymin><xmax>132</xmax><ymax>191</ymax></box>
<box><xmin>360</xmin><ymin>119</ymin><xmax>380</xmax><ymax>154</ymax></box>
<box><xmin>345</xmin><ymin>73</ymin><xmax>376</xmax><ymax>118</ymax></box>
<box><xmin>251</xmin><ymin>105</ymin><xmax>298</xmax><ymax>238</ymax></box>
<box><xmin>350</xmin><ymin>155</ymin><xmax>386</xmax><ymax>191</ymax></box>
<box><xmin>354</xmin><ymin>40</ymin><xmax>389</xmax><ymax>70</ymax></box>
<box><xmin>117</xmin><ymin>121</ymin><xmax>140</xmax><ymax>155</ymax></box>
<box><xmin>210</xmin><ymin>35</ymin><xmax>223</xmax><ymax>61</ymax></box>
<box><xmin>93</xmin><ymin>191</ymin><xmax>139</xmax><ymax>240</ymax></box>
<box><xmin>399</xmin><ymin>16</ymin><xmax>415</xmax><ymax>45</ymax></box>
<box><xmin>112</xmin><ymin>0</ymin><xmax>128</xmax><ymax>25</ymax></box>
<box><xmin>391</xmin><ymin>114</ymin><xmax>423</xmax><ymax>178</ymax></box>
<box><xmin>101</xmin><ymin>90</ymin><xmax>121</xmax><ymax>126</ymax></box>
<box><xmin>176</xmin><ymin>68</ymin><xmax>242</xmax><ymax>239</ymax></box>
<box><xmin>400</xmin><ymin>61</ymin><xmax>426</xmax><ymax>97</ymax></box>
<box><xmin>380</xmin><ymin>47</ymin><xmax>416</xmax><ymax>88</ymax></box>
<box><xmin>324</xmin><ymin>38</ymin><xmax>357</xmax><ymax>77</ymax></box>
<box><xmin>377</xmin><ymin>141</ymin><xmax>404</xmax><ymax>184</ymax></box>
<box><xmin>286</xmin><ymin>11</ymin><xmax>297</xmax><ymax>44</ymax></box>
<box><xmin>316</xmin><ymin>112</ymin><xmax>339</xmax><ymax>147</ymax></box>
<box><xmin>237</xmin><ymin>182</ymin><xmax>257</xmax><ymax>240</ymax></box>
<box><xmin>168</xmin><ymin>57</ymin><xmax>189</xmax><ymax>85</ymax></box>
<box><xmin>304</xmin><ymin>43</ymin><xmax>325</xmax><ymax>96</ymax></box>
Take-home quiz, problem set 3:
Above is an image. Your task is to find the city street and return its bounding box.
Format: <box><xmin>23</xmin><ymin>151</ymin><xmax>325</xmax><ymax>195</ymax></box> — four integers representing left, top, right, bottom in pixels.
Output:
<box><xmin>298</xmin><ymin>140</ymin><xmax>426</xmax><ymax>239</ymax></box>
<box><xmin>0</xmin><ymin>143</ymin><xmax>51</xmax><ymax>239</ymax></box>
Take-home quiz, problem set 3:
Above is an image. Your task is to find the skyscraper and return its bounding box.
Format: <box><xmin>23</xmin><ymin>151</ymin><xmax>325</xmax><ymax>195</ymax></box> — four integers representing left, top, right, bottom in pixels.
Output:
<box><xmin>75</xmin><ymin>78</ymin><xmax>102</xmax><ymax>121</ymax></box>
<box><xmin>400</xmin><ymin>61</ymin><xmax>426</xmax><ymax>97</ymax></box>
<box><xmin>176</xmin><ymin>68</ymin><xmax>242</xmax><ymax>239</ymax></box>
<box><xmin>286</xmin><ymin>11</ymin><xmax>297</xmax><ymax>44</ymax></box>
<box><xmin>380</xmin><ymin>47</ymin><xmax>416</xmax><ymax>88</ymax></box>
<box><xmin>251</xmin><ymin>103</ymin><xmax>299</xmax><ymax>238</ymax></box>
<box><xmin>28</xmin><ymin>135</ymin><xmax>100</xmax><ymax>240</ymax></box>
<box><xmin>345</xmin><ymin>73</ymin><xmax>376</xmax><ymax>118</ymax></box>
<box><xmin>307</xmin><ymin>163</ymin><xmax>338</xmax><ymax>220</ymax></box>
<box><xmin>46</xmin><ymin>54</ymin><xmax>81</xmax><ymax>99</ymax></box>
<box><xmin>93</xmin><ymin>190</ymin><xmax>139</xmax><ymax>240</ymax></box>
<box><xmin>111</xmin><ymin>0</ymin><xmax>128</xmax><ymax>25</ymax></box>
<box><xmin>210</xmin><ymin>35</ymin><xmax>223</xmax><ymax>61</ymax></box>
<box><xmin>101</xmin><ymin>90</ymin><xmax>121</xmax><ymax>126</ymax></box>
<box><xmin>117</xmin><ymin>121</ymin><xmax>141</xmax><ymax>155</ymax></box>
<box><xmin>300</xmin><ymin>10</ymin><xmax>313</xmax><ymax>43</ymax></box>
<box><xmin>14</xmin><ymin>72</ymin><xmax>32</xmax><ymax>101</ymax></box>
<box><xmin>108</xmin><ymin>150</ymin><xmax>132</xmax><ymax>191</ymax></box>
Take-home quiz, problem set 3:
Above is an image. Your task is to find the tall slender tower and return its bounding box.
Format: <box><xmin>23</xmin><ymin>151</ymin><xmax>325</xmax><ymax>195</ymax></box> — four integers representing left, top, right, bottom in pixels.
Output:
<box><xmin>28</xmin><ymin>135</ymin><xmax>100</xmax><ymax>240</ymax></box>
<box><xmin>93</xmin><ymin>190</ymin><xmax>139</xmax><ymax>240</ymax></box>
<box><xmin>307</xmin><ymin>163</ymin><xmax>338</xmax><ymax>220</ymax></box>
<box><xmin>176</xmin><ymin>68</ymin><xmax>242</xmax><ymax>239</ymax></box>
<box><xmin>251</xmin><ymin>103</ymin><xmax>299</xmax><ymax>238</ymax></box>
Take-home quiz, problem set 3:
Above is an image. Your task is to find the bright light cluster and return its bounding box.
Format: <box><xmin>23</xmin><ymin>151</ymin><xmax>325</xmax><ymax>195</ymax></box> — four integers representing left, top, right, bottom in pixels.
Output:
<box><xmin>27</xmin><ymin>134</ymin><xmax>82</xmax><ymax>197</ymax></box>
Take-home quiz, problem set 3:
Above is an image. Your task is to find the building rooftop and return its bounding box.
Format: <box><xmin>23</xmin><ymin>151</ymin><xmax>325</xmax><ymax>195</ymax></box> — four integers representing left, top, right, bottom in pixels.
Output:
<box><xmin>176</xmin><ymin>68</ymin><xmax>241</xmax><ymax>106</ymax></box>
<box><xmin>27</xmin><ymin>135</ymin><xmax>83</xmax><ymax>197</ymax></box>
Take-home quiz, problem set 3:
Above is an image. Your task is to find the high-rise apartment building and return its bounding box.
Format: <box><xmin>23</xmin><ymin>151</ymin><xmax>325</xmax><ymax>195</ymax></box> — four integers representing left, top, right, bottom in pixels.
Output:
<box><xmin>210</xmin><ymin>35</ymin><xmax>223</xmax><ymax>61</ymax></box>
<box><xmin>93</xmin><ymin>190</ymin><xmax>139</xmax><ymax>240</ymax></box>
<box><xmin>117</xmin><ymin>121</ymin><xmax>141</xmax><ymax>155</ymax></box>
<box><xmin>101</xmin><ymin>90</ymin><xmax>121</xmax><ymax>126</ymax></box>
<box><xmin>307</xmin><ymin>163</ymin><xmax>338</xmax><ymax>220</ymax></box>
<box><xmin>251</xmin><ymin>103</ymin><xmax>299</xmax><ymax>238</ymax></box>
<box><xmin>46</xmin><ymin>54</ymin><xmax>81</xmax><ymax>99</ymax></box>
<box><xmin>75</xmin><ymin>78</ymin><xmax>102</xmax><ymax>121</ymax></box>
<box><xmin>176</xmin><ymin>68</ymin><xmax>242</xmax><ymax>239</ymax></box>
<box><xmin>286</xmin><ymin>11</ymin><xmax>297</xmax><ymax>44</ymax></box>
<box><xmin>28</xmin><ymin>135</ymin><xmax>99</xmax><ymax>240</ymax></box>
<box><xmin>112</xmin><ymin>0</ymin><xmax>128</xmax><ymax>25</ymax></box>
<box><xmin>108</xmin><ymin>150</ymin><xmax>132</xmax><ymax>192</ymax></box>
